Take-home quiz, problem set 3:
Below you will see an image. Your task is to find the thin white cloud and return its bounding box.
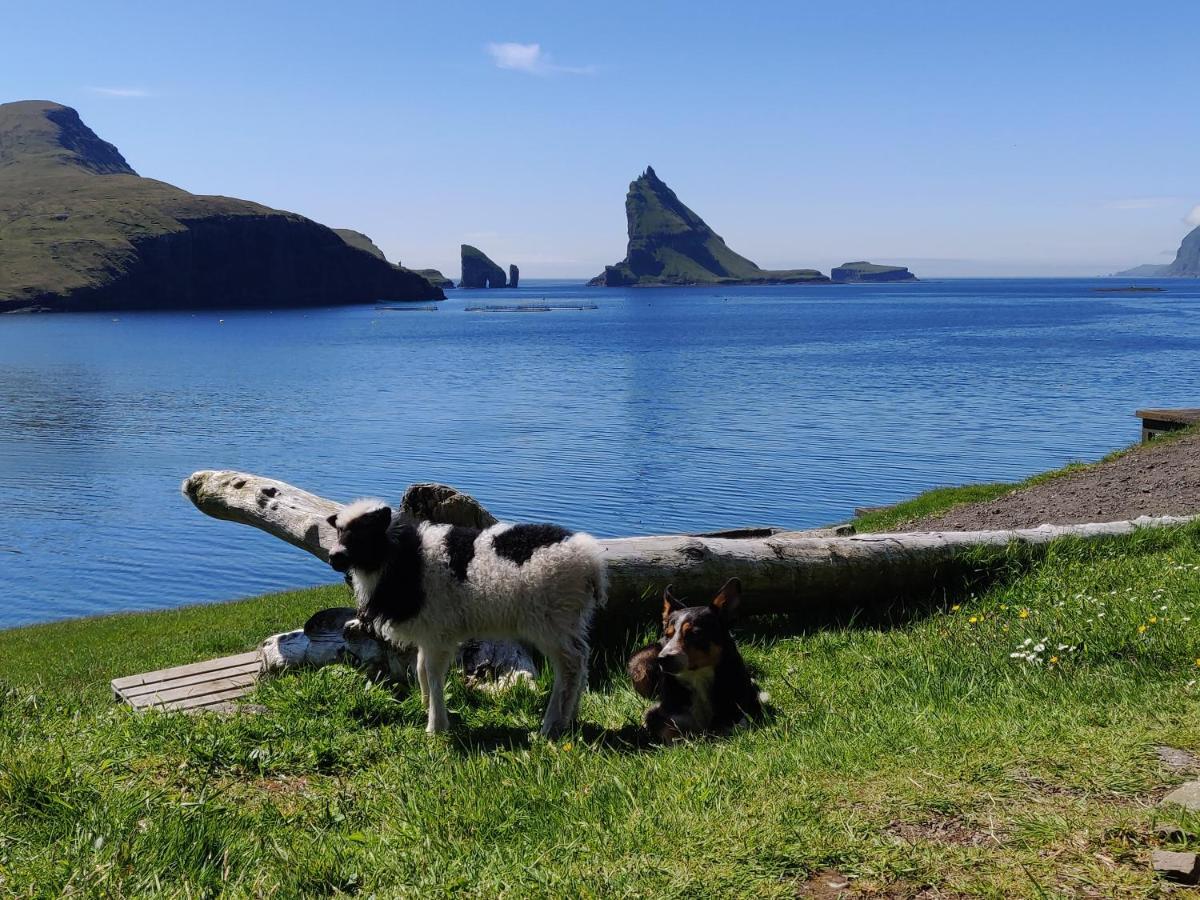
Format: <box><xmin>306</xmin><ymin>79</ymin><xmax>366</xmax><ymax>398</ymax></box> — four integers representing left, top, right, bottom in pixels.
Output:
<box><xmin>485</xmin><ymin>42</ymin><xmax>594</xmax><ymax>76</ymax></box>
<box><xmin>1107</xmin><ymin>196</ymin><xmax>1182</xmax><ymax>210</ymax></box>
<box><xmin>1186</xmin><ymin>205</ymin><xmax>1200</xmax><ymax>228</ymax></box>
<box><xmin>86</xmin><ymin>86</ymin><xmax>152</xmax><ymax>98</ymax></box>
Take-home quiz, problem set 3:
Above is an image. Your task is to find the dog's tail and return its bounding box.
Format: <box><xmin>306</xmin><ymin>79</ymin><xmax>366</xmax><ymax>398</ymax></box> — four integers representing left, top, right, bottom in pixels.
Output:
<box><xmin>571</xmin><ymin>532</ymin><xmax>609</xmax><ymax>609</ymax></box>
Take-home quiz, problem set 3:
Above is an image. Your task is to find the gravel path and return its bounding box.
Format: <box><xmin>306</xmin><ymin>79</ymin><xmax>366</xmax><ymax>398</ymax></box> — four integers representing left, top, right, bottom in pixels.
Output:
<box><xmin>901</xmin><ymin>431</ymin><xmax>1200</xmax><ymax>531</ymax></box>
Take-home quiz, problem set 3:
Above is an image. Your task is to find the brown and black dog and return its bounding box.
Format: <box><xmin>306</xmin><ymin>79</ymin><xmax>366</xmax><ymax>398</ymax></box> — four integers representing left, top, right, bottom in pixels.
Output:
<box><xmin>627</xmin><ymin>577</ymin><xmax>764</xmax><ymax>743</ymax></box>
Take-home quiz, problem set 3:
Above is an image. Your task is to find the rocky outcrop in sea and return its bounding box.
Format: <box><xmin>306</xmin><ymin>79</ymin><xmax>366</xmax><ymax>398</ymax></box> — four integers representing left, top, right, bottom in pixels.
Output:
<box><xmin>589</xmin><ymin>166</ymin><xmax>828</xmax><ymax>286</ymax></box>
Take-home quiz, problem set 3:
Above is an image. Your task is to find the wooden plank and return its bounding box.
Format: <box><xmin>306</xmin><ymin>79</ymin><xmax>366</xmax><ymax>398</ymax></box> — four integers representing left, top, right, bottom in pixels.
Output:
<box><xmin>1135</xmin><ymin>408</ymin><xmax>1200</xmax><ymax>425</ymax></box>
<box><xmin>117</xmin><ymin>660</ymin><xmax>262</xmax><ymax>700</ymax></box>
<box><xmin>143</xmin><ymin>685</ymin><xmax>260</xmax><ymax>713</ymax></box>
<box><xmin>126</xmin><ymin>672</ymin><xmax>259</xmax><ymax>710</ymax></box>
<box><xmin>111</xmin><ymin>651</ymin><xmax>259</xmax><ymax>692</ymax></box>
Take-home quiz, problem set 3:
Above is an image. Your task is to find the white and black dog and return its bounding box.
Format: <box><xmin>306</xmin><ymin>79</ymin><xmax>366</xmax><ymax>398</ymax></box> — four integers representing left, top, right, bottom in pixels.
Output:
<box><xmin>326</xmin><ymin>500</ymin><xmax>606</xmax><ymax>737</ymax></box>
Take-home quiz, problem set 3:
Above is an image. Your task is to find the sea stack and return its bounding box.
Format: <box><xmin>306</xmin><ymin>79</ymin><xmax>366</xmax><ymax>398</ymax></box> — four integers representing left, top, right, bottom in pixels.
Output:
<box><xmin>508</xmin><ymin>265</ymin><xmax>520</xmax><ymax>288</ymax></box>
<box><xmin>460</xmin><ymin>245</ymin><xmax>508</xmax><ymax>288</ymax></box>
<box><xmin>830</xmin><ymin>261</ymin><xmax>918</xmax><ymax>283</ymax></box>
<box><xmin>589</xmin><ymin>166</ymin><xmax>828</xmax><ymax>286</ymax></box>
<box><xmin>0</xmin><ymin>100</ymin><xmax>443</xmax><ymax>312</ymax></box>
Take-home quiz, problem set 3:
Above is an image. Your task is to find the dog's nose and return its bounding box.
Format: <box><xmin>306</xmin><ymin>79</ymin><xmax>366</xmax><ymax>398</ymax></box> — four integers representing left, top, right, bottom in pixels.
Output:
<box><xmin>329</xmin><ymin>550</ymin><xmax>350</xmax><ymax>573</ymax></box>
<box><xmin>658</xmin><ymin>652</ymin><xmax>685</xmax><ymax>674</ymax></box>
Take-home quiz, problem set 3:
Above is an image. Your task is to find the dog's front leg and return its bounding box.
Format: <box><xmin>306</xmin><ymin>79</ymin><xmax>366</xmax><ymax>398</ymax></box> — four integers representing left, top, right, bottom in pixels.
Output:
<box><xmin>421</xmin><ymin>645</ymin><xmax>453</xmax><ymax>734</ymax></box>
<box><xmin>415</xmin><ymin>646</ymin><xmax>430</xmax><ymax>708</ymax></box>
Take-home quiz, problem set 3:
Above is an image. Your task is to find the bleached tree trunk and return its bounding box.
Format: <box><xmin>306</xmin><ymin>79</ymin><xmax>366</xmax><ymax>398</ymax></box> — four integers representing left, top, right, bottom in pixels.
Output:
<box><xmin>183</xmin><ymin>470</ymin><xmax>1195</xmax><ymax>670</ymax></box>
<box><xmin>182</xmin><ymin>470</ymin><xmax>535</xmax><ymax>684</ymax></box>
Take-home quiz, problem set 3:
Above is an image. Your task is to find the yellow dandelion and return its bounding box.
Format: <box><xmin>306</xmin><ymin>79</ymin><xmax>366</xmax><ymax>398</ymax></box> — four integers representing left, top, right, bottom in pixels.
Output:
<box><xmin>1149</xmin><ymin>616</ymin><xmax>1158</xmax><ymax>624</ymax></box>
<box><xmin>561</xmin><ymin>742</ymin><xmax>573</xmax><ymax>752</ymax></box>
<box><xmin>1194</xmin><ymin>659</ymin><xmax>1200</xmax><ymax>667</ymax></box>
<box><xmin>1019</xmin><ymin>609</ymin><xmax>1029</xmax><ymax>619</ymax></box>
<box><xmin>968</xmin><ymin>616</ymin><xmax>979</xmax><ymax>624</ymax></box>
<box><xmin>1049</xmin><ymin>656</ymin><xmax>1059</xmax><ymax>664</ymax></box>
<box><xmin>1138</xmin><ymin>624</ymin><xmax>1147</xmax><ymax>634</ymax></box>
<box><xmin>951</xmin><ymin>604</ymin><xmax>961</xmax><ymax>612</ymax></box>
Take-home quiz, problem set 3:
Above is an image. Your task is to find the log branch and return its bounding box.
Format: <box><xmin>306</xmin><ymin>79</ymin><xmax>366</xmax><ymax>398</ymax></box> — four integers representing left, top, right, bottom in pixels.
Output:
<box><xmin>183</xmin><ymin>468</ymin><xmax>1196</xmax><ymax>634</ymax></box>
<box><xmin>183</xmin><ymin>471</ymin><xmax>535</xmax><ymax>685</ymax></box>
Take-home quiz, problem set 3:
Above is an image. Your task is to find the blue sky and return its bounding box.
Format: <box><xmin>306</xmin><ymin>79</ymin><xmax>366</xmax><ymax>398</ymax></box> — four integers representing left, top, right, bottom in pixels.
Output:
<box><xmin>4</xmin><ymin>0</ymin><xmax>1198</xmax><ymax>277</ymax></box>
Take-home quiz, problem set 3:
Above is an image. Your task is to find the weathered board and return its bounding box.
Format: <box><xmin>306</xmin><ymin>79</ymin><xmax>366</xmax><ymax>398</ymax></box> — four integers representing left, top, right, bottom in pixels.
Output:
<box><xmin>1136</xmin><ymin>408</ymin><xmax>1200</xmax><ymax>442</ymax></box>
<box><xmin>112</xmin><ymin>651</ymin><xmax>261</xmax><ymax>712</ymax></box>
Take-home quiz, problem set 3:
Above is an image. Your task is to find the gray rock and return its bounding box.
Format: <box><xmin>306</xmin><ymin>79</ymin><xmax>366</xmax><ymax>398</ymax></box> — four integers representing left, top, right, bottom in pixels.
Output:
<box><xmin>1151</xmin><ymin>850</ymin><xmax>1200</xmax><ymax>884</ymax></box>
<box><xmin>508</xmin><ymin>264</ymin><xmax>519</xmax><ymax>288</ymax></box>
<box><xmin>1157</xmin><ymin>746</ymin><xmax>1200</xmax><ymax>773</ymax></box>
<box><xmin>1161</xmin><ymin>780</ymin><xmax>1200</xmax><ymax>811</ymax></box>
<box><xmin>1155</xmin><ymin>823</ymin><xmax>1195</xmax><ymax>843</ymax></box>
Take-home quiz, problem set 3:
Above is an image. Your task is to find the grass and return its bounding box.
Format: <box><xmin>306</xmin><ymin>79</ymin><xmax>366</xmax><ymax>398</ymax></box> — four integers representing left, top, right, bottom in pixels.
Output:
<box><xmin>3</xmin><ymin>524</ymin><xmax>1200</xmax><ymax>895</ymax></box>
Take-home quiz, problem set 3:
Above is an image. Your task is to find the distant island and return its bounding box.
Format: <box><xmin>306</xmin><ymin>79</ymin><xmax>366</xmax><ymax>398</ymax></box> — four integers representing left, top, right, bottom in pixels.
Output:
<box><xmin>830</xmin><ymin>261</ymin><xmax>918</xmax><ymax>283</ymax></box>
<box><xmin>589</xmin><ymin>167</ymin><xmax>830</xmax><ymax>286</ymax></box>
<box><xmin>0</xmin><ymin>100</ymin><xmax>444</xmax><ymax>312</ymax></box>
<box><xmin>1112</xmin><ymin>222</ymin><xmax>1200</xmax><ymax>278</ymax></box>
<box><xmin>460</xmin><ymin>245</ymin><xmax>516</xmax><ymax>288</ymax></box>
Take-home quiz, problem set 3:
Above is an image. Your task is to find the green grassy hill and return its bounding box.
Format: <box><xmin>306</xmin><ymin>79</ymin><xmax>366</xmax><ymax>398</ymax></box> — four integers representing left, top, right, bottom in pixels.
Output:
<box><xmin>590</xmin><ymin>167</ymin><xmax>829</xmax><ymax>286</ymax></box>
<box><xmin>0</xmin><ymin>100</ymin><xmax>442</xmax><ymax>311</ymax></box>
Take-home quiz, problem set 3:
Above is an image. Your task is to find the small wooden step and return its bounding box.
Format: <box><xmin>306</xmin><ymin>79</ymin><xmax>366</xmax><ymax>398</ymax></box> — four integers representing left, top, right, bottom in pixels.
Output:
<box><xmin>112</xmin><ymin>651</ymin><xmax>262</xmax><ymax>712</ymax></box>
<box><xmin>1136</xmin><ymin>408</ymin><xmax>1200</xmax><ymax>442</ymax></box>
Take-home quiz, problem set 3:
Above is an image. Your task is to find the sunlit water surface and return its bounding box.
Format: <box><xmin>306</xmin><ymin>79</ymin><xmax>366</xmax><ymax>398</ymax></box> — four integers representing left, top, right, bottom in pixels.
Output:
<box><xmin>2</xmin><ymin>278</ymin><xmax>1198</xmax><ymax>626</ymax></box>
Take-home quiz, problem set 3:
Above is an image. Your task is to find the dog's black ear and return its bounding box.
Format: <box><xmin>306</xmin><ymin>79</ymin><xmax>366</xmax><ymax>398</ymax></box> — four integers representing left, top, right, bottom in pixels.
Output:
<box><xmin>662</xmin><ymin>585</ymin><xmax>684</xmax><ymax>627</ymax></box>
<box><xmin>325</xmin><ymin>512</ymin><xmax>339</xmax><ymax>529</ymax></box>
<box><xmin>711</xmin><ymin>577</ymin><xmax>742</xmax><ymax>622</ymax></box>
<box><xmin>365</xmin><ymin>506</ymin><xmax>393</xmax><ymax>530</ymax></box>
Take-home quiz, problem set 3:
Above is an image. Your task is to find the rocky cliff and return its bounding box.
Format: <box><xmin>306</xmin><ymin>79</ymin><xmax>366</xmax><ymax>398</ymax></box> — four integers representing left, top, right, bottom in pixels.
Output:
<box><xmin>0</xmin><ymin>101</ymin><xmax>443</xmax><ymax>312</ymax></box>
<box><xmin>509</xmin><ymin>264</ymin><xmax>519</xmax><ymax>288</ymax></box>
<box><xmin>460</xmin><ymin>245</ymin><xmax>507</xmax><ymax>288</ymax></box>
<box><xmin>830</xmin><ymin>261</ymin><xmax>918</xmax><ymax>283</ymax></box>
<box><xmin>589</xmin><ymin>166</ymin><xmax>828</xmax><ymax>286</ymax></box>
<box><xmin>1165</xmin><ymin>226</ymin><xmax>1200</xmax><ymax>277</ymax></box>
<box><xmin>333</xmin><ymin>228</ymin><xmax>388</xmax><ymax>261</ymax></box>
<box><xmin>414</xmin><ymin>269</ymin><xmax>454</xmax><ymax>288</ymax></box>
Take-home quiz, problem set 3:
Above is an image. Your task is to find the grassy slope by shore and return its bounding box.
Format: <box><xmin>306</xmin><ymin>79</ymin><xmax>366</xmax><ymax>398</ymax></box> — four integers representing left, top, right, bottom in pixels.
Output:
<box><xmin>4</xmin><ymin>453</ymin><xmax>1200</xmax><ymax>894</ymax></box>
<box><xmin>852</xmin><ymin>426</ymin><xmax>1200</xmax><ymax>534</ymax></box>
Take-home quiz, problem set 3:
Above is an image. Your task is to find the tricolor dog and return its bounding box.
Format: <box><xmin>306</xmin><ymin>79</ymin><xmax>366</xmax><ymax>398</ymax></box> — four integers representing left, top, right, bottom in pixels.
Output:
<box><xmin>326</xmin><ymin>499</ymin><xmax>606</xmax><ymax>737</ymax></box>
<box><xmin>627</xmin><ymin>577</ymin><xmax>764</xmax><ymax>742</ymax></box>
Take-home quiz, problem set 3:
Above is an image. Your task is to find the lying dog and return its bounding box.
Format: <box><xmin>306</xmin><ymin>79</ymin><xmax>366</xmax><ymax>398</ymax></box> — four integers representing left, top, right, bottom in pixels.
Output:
<box><xmin>627</xmin><ymin>577</ymin><xmax>764</xmax><ymax>742</ymax></box>
<box><xmin>326</xmin><ymin>499</ymin><xmax>606</xmax><ymax>737</ymax></box>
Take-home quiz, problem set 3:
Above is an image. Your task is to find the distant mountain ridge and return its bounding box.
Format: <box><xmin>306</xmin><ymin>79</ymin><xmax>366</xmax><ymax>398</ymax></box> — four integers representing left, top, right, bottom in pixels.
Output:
<box><xmin>1110</xmin><ymin>263</ymin><xmax>1169</xmax><ymax>277</ymax></box>
<box><xmin>590</xmin><ymin>167</ymin><xmax>829</xmax><ymax>286</ymax></box>
<box><xmin>0</xmin><ymin>100</ymin><xmax>443</xmax><ymax>312</ymax></box>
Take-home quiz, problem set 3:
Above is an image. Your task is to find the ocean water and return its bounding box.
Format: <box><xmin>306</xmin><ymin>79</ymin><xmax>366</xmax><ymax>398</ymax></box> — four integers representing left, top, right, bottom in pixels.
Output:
<box><xmin>1</xmin><ymin>277</ymin><xmax>1198</xmax><ymax>628</ymax></box>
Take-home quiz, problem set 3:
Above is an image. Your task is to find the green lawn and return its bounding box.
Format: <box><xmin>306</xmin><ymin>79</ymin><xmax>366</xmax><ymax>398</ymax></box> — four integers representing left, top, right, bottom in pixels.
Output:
<box><xmin>3</xmin><ymin>522</ymin><xmax>1200</xmax><ymax>896</ymax></box>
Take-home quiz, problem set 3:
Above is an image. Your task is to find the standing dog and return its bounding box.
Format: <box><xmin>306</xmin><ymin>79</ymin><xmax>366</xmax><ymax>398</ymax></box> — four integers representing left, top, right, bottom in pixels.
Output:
<box><xmin>627</xmin><ymin>577</ymin><xmax>763</xmax><ymax>742</ymax></box>
<box><xmin>326</xmin><ymin>499</ymin><xmax>606</xmax><ymax>737</ymax></box>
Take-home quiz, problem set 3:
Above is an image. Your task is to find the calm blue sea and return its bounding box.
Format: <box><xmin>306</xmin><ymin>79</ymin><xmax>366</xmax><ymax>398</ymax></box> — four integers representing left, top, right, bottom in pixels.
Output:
<box><xmin>1</xmin><ymin>278</ymin><xmax>1198</xmax><ymax>628</ymax></box>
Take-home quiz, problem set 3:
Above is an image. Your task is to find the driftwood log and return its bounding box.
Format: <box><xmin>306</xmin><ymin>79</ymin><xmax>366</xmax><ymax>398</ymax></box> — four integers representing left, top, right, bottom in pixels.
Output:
<box><xmin>183</xmin><ymin>469</ymin><xmax>1196</xmax><ymax>679</ymax></box>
